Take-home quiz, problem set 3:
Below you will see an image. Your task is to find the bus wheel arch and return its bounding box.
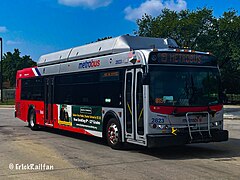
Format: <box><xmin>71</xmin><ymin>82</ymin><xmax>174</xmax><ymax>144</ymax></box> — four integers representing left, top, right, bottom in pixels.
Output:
<box><xmin>28</xmin><ymin>105</ymin><xmax>39</xmax><ymax>130</ymax></box>
<box><xmin>103</xmin><ymin>111</ymin><xmax>123</xmax><ymax>149</ymax></box>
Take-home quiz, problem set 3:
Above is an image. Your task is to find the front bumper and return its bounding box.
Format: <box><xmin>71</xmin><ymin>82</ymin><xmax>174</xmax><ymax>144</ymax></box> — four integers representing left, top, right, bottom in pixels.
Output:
<box><xmin>147</xmin><ymin>130</ymin><xmax>228</xmax><ymax>148</ymax></box>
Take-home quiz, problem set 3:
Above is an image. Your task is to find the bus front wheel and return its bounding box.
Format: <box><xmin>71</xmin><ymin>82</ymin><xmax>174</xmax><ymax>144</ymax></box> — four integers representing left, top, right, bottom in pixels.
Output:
<box><xmin>28</xmin><ymin>109</ymin><xmax>39</xmax><ymax>130</ymax></box>
<box><xmin>106</xmin><ymin>118</ymin><xmax>123</xmax><ymax>149</ymax></box>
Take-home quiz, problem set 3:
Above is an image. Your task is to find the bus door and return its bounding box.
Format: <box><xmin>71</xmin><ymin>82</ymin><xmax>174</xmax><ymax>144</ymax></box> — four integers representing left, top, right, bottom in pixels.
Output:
<box><xmin>44</xmin><ymin>77</ymin><xmax>54</xmax><ymax>126</ymax></box>
<box><xmin>124</xmin><ymin>69</ymin><xmax>145</xmax><ymax>144</ymax></box>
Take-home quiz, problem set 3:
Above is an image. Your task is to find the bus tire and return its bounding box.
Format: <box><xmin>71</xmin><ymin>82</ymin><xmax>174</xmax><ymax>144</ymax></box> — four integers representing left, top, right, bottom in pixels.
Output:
<box><xmin>106</xmin><ymin>118</ymin><xmax>123</xmax><ymax>149</ymax></box>
<box><xmin>28</xmin><ymin>109</ymin><xmax>39</xmax><ymax>130</ymax></box>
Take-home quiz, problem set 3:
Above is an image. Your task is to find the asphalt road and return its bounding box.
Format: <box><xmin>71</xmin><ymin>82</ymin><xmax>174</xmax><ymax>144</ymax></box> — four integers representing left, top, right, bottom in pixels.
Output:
<box><xmin>0</xmin><ymin>108</ymin><xmax>240</xmax><ymax>180</ymax></box>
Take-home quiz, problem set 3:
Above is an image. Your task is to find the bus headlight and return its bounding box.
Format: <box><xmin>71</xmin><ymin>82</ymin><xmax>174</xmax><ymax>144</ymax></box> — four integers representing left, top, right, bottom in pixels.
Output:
<box><xmin>158</xmin><ymin>125</ymin><xmax>168</xmax><ymax>129</ymax></box>
<box><xmin>211</xmin><ymin>121</ymin><xmax>222</xmax><ymax>127</ymax></box>
<box><xmin>150</xmin><ymin>123</ymin><xmax>168</xmax><ymax>129</ymax></box>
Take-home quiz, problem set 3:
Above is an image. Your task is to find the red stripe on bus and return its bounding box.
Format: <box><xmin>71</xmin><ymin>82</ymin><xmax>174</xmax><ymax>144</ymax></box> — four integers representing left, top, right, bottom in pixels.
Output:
<box><xmin>57</xmin><ymin>125</ymin><xmax>94</xmax><ymax>136</ymax></box>
<box><xmin>150</xmin><ymin>105</ymin><xmax>223</xmax><ymax>114</ymax></box>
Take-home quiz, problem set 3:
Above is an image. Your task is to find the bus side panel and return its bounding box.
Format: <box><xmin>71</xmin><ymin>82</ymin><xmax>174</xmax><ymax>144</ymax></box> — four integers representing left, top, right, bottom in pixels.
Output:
<box><xmin>15</xmin><ymin>78</ymin><xmax>21</xmax><ymax>101</ymax></box>
<box><xmin>53</xmin><ymin>104</ymin><xmax>58</xmax><ymax>127</ymax></box>
<box><xmin>15</xmin><ymin>78</ymin><xmax>22</xmax><ymax>120</ymax></box>
<box><xmin>33</xmin><ymin>101</ymin><xmax>45</xmax><ymax>126</ymax></box>
<box><xmin>57</xmin><ymin>124</ymin><xmax>94</xmax><ymax>136</ymax></box>
<box><xmin>15</xmin><ymin>100</ymin><xmax>28</xmax><ymax>122</ymax></box>
<box><xmin>15</xmin><ymin>100</ymin><xmax>45</xmax><ymax>125</ymax></box>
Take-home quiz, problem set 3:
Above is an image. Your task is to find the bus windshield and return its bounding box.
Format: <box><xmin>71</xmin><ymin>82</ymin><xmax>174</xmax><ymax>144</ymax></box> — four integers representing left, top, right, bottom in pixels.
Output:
<box><xmin>149</xmin><ymin>66</ymin><xmax>222</xmax><ymax>107</ymax></box>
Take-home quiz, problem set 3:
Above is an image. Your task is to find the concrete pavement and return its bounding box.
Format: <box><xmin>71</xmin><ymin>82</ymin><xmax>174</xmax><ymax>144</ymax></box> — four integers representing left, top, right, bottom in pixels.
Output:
<box><xmin>1</xmin><ymin>108</ymin><xmax>240</xmax><ymax>180</ymax></box>
<box><xmin>224</xmin><ymin>105</ymin><xmax>240</xmax><ymax>120</ymax></box>
<box><xmin>0</xmin><ymin>105</ymin><xmax>14</xmax><ymax>108</ymax></box>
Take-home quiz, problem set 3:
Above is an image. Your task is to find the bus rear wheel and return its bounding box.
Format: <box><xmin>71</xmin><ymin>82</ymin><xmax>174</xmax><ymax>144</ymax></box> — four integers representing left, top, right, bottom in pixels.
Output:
<box><xmin>106</xmin><ymin>118</ymin><xmax>123</xmax><ymax>149</ymax></box>
<box><xmin>28</xmin><ymin>109</ymin><xmax>39</xmax><ymax>130</ymax></box>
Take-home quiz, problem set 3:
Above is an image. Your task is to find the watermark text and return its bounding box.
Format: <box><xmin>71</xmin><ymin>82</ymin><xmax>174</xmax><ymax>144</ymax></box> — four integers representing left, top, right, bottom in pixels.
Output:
<box><xmin>9</xmin><ymin>163</ymin><xmax>54</xmax><ymax>171</ymax></box>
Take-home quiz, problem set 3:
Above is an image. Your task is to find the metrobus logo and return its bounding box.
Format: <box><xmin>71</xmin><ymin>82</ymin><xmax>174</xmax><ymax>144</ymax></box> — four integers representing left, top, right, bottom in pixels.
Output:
<box><xmin>78</xmin><ymin>60</ymin><xmax>100</xmax><ymax>69</ymax></box>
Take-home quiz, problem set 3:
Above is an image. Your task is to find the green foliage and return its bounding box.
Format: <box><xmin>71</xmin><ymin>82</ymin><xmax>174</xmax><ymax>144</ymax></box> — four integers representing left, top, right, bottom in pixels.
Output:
<box><xmin>90</xmin><ymin>36</ymin><xmax>112</xmax><ymax>43</ymax></box>
<box><xmin>1</xmin><ymin>49</ymin><xmax>36</xmax><ymax>87</ymax></box>
<box><xmin>96</xmin><ymin>36</ymin><xmax>112</xmax><ymax>42</ymax></box>
<box><xmin>136</xmin><ymin>8</ymin><xmax>240</xmax><ymax>93</ymax></box>
<box><xmin>0</xmin><ymin>99</ymin><xmax>15</xmax><ymax>105</ymax></box>
<box><xmin>136</xmin><ymin>8</ymin><xmax>216</xmax><ymax>49</ymax></box>
<box><xmin>217</xmin><ymin>10</ymin><xmax>240</xmax><ymax>93</ymax></box>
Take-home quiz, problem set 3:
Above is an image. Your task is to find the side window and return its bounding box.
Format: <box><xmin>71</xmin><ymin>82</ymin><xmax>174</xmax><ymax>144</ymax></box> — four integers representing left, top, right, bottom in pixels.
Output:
<box><xmin>72</xmin><ymin>83</ymin><xmax>100</xmax><ymax>106</ymax></box>
<box><xmin>21</xmin><ymin>78</ymin><xmax>44</xmax><ymax>101</ymax></box>
<box><xmin>54</xmin><ymin>73</ymin><xmax>102</xmax><ymax>106</ymax></box>
<box><xmin>99</xmin><ymin>71</ymin><xmax>123</xmax><ymax>107</ymax></box>
<box><xmin>100</xmin><ymin>82</ymin><xmax>123</xmax><ymax>107</ymax></box>
<box><xmin>54</xmin><ymin>70</ymin><xmax>124</xmax><ymax>107</ymax></box>
<box><xmin>54</xmin><ymin>76</ymin><xmax>73</xmax><ymax>104</ymax></box>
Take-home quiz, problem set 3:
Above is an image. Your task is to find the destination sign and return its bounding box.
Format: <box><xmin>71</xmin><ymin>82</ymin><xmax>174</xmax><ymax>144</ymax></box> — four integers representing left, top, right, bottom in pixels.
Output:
<box><xmin>149</xmin><ymin>52</ymin><xmax>217</xmax><ymax>66</ymax></box>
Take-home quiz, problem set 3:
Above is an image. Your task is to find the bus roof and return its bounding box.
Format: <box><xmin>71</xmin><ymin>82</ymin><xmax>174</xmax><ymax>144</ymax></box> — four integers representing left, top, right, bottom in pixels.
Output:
<box><xmin>38</xmin><ymin>35</ymin><xmax>178</xmax><ymax>67</ymax></box>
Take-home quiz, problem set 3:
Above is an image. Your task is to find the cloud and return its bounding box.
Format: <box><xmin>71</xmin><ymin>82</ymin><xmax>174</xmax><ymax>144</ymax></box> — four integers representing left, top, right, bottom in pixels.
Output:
<box><xmin>0</xmin><ymin>26</ymin><xmax>7</xmax><ymax>33</ymax></box>
<box><xmin>6</xmin><ymin>40</ymin><xmax>22</xmax><ymax>45</ymax></box>
<box><xmin>58</xmin><ymin>0</ymin><xmax>112</xmax><ymax>9</ymax></box>
<box><xmin>124</xmin><ymin>0</ymin><xmax>187</xmax><ymax>22</ymax></box>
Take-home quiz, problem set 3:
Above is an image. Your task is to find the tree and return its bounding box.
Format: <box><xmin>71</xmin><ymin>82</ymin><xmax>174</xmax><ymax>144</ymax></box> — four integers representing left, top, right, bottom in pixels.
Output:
<box><xmin>136</xmin><ymin>8</ymin><xmax>217</xmax><ymax>49</ymax></box>
<box><xmin>1</xmin><ymin>49</ymin><xmax>36</xmax><ymax>87</ymax></box>
<box><xmin>215</xmin><ymin>10</ymin><xmax>240</xmax><ymax>93</ymax></box>
<box><xmin>136</xmin><ymin>8</ymin><xmax>240</xmax><ymax>94</ymax></box>
<box><xmin>89</xmin><ymin>36</ymin><xmax>112</xmax><ymax>44</ymax></box>
<box><xmin>96</xmin><ymin>36</ymin><xmax>112</xmax><ymax>42</ymax></box>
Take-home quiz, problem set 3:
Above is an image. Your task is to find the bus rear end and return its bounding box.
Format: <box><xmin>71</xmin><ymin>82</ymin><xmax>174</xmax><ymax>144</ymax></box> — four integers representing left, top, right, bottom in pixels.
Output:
<box><xmin>146</xmin><ymin>51</ymin><xmax>228</xmax><ymax>147</ymax></box>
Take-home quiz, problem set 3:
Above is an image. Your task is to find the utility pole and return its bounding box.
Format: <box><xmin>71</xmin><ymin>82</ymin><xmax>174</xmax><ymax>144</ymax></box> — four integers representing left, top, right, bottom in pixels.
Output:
<box><xmin>0</xmin><ymin>37</ymin><xmax>3</xmax><ymax>102</ymax></box>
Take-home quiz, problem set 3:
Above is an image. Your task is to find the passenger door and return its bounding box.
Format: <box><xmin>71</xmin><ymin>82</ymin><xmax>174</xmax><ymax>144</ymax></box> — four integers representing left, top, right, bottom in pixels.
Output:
<box><xmin>135</xmin><ymin>69</ymin><xmax>145</xmax><ymax>141</ymax></box>
<box><xmin>44</xmin><ymin>77</ymin><xmax>54</xmax><ymax>126</ymax></box>
<box><xmin>124</xmin><ymin>68</ymin><xmax>146</xmax><ymax>145</ymax></box>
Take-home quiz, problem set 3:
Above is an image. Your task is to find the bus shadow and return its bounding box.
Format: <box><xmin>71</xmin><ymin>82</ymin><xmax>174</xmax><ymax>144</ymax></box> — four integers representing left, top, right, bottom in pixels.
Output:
<box><xmin>37</xmin><ymin>126</ymin><xmax>107</xmax><ymax>146</ymax></box>
<box><xmin>132</xmin><ymin>138</ymin><xmax>240</xmax><ymax>160</ymax></box>
<box><xmin>34</xmin><ymin>127</ymin><xmax>240</xmax><ymax>161</ymax></box>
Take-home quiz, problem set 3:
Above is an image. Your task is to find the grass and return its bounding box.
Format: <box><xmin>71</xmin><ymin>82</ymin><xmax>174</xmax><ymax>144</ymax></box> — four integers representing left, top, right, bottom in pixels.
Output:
<box><xmin>0</xmin><ymin>99</ymin><xmax>15</xmax><ymax>105</ymax></box>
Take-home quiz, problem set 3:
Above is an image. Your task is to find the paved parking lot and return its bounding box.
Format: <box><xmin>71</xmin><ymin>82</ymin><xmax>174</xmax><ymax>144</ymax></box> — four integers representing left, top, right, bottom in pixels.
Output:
<box><xmin>0</xmin><ymin>108</ymin><xmax>240</xmax><ymax>180</ymax></box>
<box><xmin>224</xmin><ymin>105</ymin><xmax>240</xmax><ymax>120</ymax></box>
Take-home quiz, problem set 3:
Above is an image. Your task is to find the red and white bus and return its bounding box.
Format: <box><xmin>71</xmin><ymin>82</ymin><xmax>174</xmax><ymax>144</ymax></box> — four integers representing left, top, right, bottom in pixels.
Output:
<box><xmin>15</xmin><ymin>35</ymin><xmax>228</xmax><ymax>149</ymax></box>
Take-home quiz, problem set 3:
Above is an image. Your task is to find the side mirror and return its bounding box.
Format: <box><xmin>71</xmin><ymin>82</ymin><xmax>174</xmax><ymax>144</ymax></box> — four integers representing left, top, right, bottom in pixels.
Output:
<box><xmin>142</xmin><ymin>73</ymin><xmax>150</xmax><ymax>85</ymax></box>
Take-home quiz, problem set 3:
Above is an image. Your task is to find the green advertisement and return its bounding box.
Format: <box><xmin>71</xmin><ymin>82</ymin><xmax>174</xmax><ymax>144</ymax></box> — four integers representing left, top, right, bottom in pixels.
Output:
<box><xmin>72</xmin><ymin>106</ymin><xmax>102</xmax><ymax>131</ymax></box>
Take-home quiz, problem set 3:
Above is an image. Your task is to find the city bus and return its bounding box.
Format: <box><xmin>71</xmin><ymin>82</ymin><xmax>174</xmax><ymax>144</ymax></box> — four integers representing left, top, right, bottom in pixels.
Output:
<box><xmin>15</xmin><ymin>35</ymin><xmax>228</xmax><ymax>149</ymax></box>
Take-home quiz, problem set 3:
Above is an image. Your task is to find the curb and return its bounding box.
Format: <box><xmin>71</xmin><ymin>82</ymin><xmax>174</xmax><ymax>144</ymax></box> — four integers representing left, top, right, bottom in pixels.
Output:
<box><xmin>0</xmin><ymin>105</ymin><xmax>15</xmax><ymax>108</ymax></box>
<box><xmin>224</xmin><ymin>118</ymin><xmax>240</xmax><ymax>121</ymax></box>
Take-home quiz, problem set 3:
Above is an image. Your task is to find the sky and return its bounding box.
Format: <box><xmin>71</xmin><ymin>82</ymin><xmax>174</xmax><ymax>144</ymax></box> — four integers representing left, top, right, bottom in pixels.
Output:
<box><xmin>0</xmin><ymin>0</ymin><xmax>240</xmax><ymax>61</ymax></box>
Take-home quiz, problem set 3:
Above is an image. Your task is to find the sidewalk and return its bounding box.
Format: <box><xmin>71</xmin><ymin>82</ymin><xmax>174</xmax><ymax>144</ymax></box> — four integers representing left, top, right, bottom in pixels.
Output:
<box><xmin>224</xmin><ymin>105</ymin><xmax>240</xmax><ymax>120</ymax></box>
<box><xmin>0</xmin><ymin>105</ymin><xmax>14</xmax><ymax>108</ymax></box>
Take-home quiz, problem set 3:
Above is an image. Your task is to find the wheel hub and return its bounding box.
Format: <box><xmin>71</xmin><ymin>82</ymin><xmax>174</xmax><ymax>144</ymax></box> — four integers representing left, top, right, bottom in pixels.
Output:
<box><xmin>30</xmin><ymin>114</ymin><xmax>34</xmax><ymax>127</ymax></box>
<box><xmin>108</xmin><ymin>123</ymin><xmax>119</xmax><ymax>145</ymax></box>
